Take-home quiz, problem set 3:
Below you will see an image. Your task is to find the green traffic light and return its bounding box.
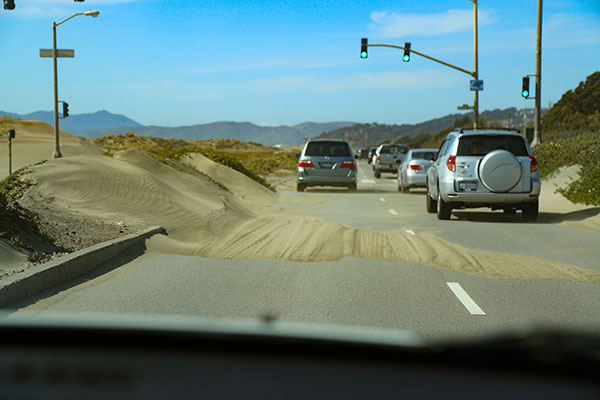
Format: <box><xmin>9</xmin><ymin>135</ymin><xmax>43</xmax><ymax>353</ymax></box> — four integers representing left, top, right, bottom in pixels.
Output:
<box><xmin>402</xmin><ymin>54</ymin><xmax>410</xmax><ymax>62</ymax></box>
<box><xmin>360</xmin><ymin>51</ymin><xmax>368</xmax><ymax>59</ymax></box>
<box><xmin>522</xmin><ymin>90</ymin><xmax>529</xmax><ymax>98</ymax></box>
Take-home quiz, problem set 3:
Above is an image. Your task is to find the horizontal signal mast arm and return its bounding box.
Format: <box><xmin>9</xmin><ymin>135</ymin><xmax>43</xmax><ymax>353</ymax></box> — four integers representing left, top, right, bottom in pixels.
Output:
<box><xmin>368</xmin><ymin>43</ymin><xmax>476</xmax><ymax>78</ymax></box>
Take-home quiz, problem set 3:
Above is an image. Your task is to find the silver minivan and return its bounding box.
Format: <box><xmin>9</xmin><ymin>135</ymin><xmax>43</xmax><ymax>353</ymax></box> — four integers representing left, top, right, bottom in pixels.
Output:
<box><xmin>296</xmin><ymin>139</ymin><xmax>357</xmax><ymax>192</ymax></box>
<box><xmin>426</xmin><ymin>129</ymin><xmax>541</xmax><ymax>221</ymax></box>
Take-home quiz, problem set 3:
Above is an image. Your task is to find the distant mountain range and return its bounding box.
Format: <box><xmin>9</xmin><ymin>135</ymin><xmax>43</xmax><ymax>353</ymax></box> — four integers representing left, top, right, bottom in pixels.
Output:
<box><xmin>77</xmin><ymin>121</ymin><xmax>356</xmax><ymax>146</ymax></box>
<box><xmin>0</xmin><ymin>110</ymin><xmax>142</xmax><ymax>132</ymax></box>
<box><xmin>1</xmin><ymin>107</ymin><xmax>547</xmax><ymax>147</ymax></box>
<box><xmin>0</xmin><ymin>109</ymin><xmax>354</xmax><ymax>146</ymax></box>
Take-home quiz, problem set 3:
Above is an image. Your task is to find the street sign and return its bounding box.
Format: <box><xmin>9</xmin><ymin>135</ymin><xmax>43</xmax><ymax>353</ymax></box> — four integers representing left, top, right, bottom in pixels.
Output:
<box><xmin>470</xmin><ymin>80</ymin><xmax>484</xmax><ymax>91</ymax></box>
<box><xmin>40</xmin><ymin>49</ymin><xmax>75</xmax><ymax>58</ymax></box>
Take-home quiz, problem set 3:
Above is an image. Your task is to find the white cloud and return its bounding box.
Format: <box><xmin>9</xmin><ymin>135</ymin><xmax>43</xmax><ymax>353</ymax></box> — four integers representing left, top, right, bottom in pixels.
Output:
<box><xmin>250</xmin><ymin>69</ymin><xmax>463</xmax><ymax>94</ymax></box>
<box><xmin>369</xmin><ymin>9</ymin><xmax>497</xmax><ymax>38</ymax></box>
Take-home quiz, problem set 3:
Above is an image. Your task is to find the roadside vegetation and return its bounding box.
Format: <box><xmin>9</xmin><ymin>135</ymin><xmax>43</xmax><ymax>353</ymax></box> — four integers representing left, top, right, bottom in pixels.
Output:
<box><xmin>533</xmin><ymin>132</ymin><xmax>599</xmax><ymax>205</ymax></box>
<box><xmin>95</xmin><ymin>134</ymin><xmax>297</xmax><ymax>188</ymax></box>
<box><xmin>0</xmin><ymin>161</ymin><xmax>54</xmax><ymax>253</ymax></box>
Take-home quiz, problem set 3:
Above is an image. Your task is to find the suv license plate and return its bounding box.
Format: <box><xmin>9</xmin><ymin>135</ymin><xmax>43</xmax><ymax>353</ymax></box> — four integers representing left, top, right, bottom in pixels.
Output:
<box><xmin>319</xmin><ymin>162</ymin><xmax>333</xmax><ymax>168</ymax></box>
<box><xmin>459</xmin><ymin>182</ymin><xmax>477</xmax><ymax>191</ymax></box>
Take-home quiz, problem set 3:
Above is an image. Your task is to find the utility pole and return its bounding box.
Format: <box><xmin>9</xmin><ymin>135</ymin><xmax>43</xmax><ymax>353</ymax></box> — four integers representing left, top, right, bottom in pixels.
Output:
<box><xmin>532</xmin><ymin>0</ymin><xmax>543</xmax><ymax>146</ymax></box>
<box><xmin>472</xmin><ymin>0</ymin><xmax>479</xmax><ymax>129</ymax></box>
<box><xmin>52</xmin><ymin>21</ymin><xmax>62</xmax><ymax>159</ymax></box>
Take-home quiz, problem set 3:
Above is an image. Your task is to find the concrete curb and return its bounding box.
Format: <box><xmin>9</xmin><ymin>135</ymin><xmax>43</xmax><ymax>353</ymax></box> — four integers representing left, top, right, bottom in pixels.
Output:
<box><xmin>0</xmin><ymin>226</ymin><xmax>166</xmax><ymax>307</ymax></box>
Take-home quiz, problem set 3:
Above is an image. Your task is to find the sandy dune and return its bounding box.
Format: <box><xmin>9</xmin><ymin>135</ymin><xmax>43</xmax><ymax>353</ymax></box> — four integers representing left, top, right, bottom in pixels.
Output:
<box><xmin>539</xmin><ymin>166</ymin><xmax>600</xmax><ymax>230</ymax></box>
<box><xmin>0</xmin><ymin>118</ymin><xmax>103</xmax><ymax>179</ymax></box>
<box><xmin>3</xmin><ymin>120</ymin><xmax>599</xmax><ymax>284</ymax></box>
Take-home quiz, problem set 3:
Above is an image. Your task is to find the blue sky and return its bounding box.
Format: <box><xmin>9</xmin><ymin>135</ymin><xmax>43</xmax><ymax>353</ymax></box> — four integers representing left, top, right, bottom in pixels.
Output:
<box><xmin>0</xmin><ymin>0</ymin><xmax>599</xmax><ymax>127</ymax></box>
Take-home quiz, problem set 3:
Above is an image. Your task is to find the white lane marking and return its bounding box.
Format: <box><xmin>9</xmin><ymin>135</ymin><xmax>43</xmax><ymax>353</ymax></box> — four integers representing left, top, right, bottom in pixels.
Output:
<box><xmin>379</xmin><ymin>197</ymin><xmax>386</xmax><ymax>202</ymax></box>
<box><xmin>388</xmin><ymin>209</ymin><xmax>398</xmax><ymax>215</ymax></box>
<box><xmin>446</xmin><ymin>282</ymin><xmax>486</xmax><ymax>315</ymax></box>
<box><xmin>405</xmin><ymin>229</ymin><xmax>416</xmax><ymax>236</ymax></box>
<box><xmin>361</xmin><ymin>179</ymin><xmax>375</xmax><ymax>184</ymax></box>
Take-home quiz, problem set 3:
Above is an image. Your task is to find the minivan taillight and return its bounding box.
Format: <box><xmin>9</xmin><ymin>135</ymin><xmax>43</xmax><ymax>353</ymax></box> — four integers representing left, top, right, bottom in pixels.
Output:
<box><xmin>446</xmin><ymin>155</ymin><xmax>456</xmax><ymax>172</ymax></box>
<box><xmin>298</xmin><ymin>160</ymin><xmax>314</xmax><ymax>168</ymax></box>
<box><xmin>340</xmin><ymin>160</ymin><xmax>356</xmax><ymax>168</ymax></box>
<box><xmin>376</xmin><ymin>155</ymin><xmax>381</xmax><ymax>161</ymax></box>
<box><xmin>408</xmin><ymin>164</ymin><xmax>422</xmax><ymax>170</ymax></box>
<box><xmin>529</xmin><ymin>155</ymin><xmax>538</xmax><ymax>172</ymax></box>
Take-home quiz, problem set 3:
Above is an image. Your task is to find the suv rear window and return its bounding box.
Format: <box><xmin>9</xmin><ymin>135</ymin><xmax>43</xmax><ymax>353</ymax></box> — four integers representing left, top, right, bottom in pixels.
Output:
<box><xmin>456</xmin><ymin>135</ymin><xmax>528</xmax><ymax>157</ymax></box>
<box><xmin>380</xmin><ymin>145</ymin><xmax>408</xmax><ymax>154</ymax></box>
<box><xmin>305</xmin><ymin>141</ymin><xmax>351</xmax><ymax>157</ymax></box>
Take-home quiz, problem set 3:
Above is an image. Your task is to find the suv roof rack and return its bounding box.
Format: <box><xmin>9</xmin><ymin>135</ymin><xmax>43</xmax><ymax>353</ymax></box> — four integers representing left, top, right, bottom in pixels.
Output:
<box><xmin>453</xmin><ymin>127</ymin><xmax>522</xmax><ymax>134</ymax></box>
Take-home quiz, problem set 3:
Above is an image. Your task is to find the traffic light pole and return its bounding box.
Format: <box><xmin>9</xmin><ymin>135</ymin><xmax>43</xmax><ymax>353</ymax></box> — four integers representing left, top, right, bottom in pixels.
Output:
<box><xmin>472</xmin><ymin>0</ymin><xmax>479</xmax><ymax>129</ymax></box>
<box><xmin>532</xmin><ymin>0</ymin><xmax>543</xmax><ymax>146</ymax></box>
<box><xmin>52</xmin><ymin>21</ymin><xmax>62</xmax><ymax>159</ymax></box>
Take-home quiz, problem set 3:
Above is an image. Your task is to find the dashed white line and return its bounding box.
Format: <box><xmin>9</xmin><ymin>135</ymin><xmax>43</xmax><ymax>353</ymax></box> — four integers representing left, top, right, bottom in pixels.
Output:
<box><xmin>379</xmin><ymin>197</ymin><xmax>386</xmax><ymax>202</ymax></box>
<box><xmin>388</xmin><ymin>209</ymin><xmax>398</xmax><ymax>215</ymax></box>
<box><xmin>446</xmin><ymin>282</ymin><xmax>486</xmax><ymax>315</ymax></box>
<box><xmin>405</xmin><ymin>229</ymin><xmax>416</xmax><ymax>236</ymax></box>
<box><xmin>361</xmin><ymin>179</ymin><xmax>376</xmax><ymax>184</ymax></box>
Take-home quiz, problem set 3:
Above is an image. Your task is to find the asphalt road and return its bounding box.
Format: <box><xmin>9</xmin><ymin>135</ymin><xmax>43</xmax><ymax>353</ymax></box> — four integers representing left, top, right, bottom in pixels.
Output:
<box><xmin>9</xmin><ymin>160</ymin><xmax>600</xmax><ymax>340</ymax></box>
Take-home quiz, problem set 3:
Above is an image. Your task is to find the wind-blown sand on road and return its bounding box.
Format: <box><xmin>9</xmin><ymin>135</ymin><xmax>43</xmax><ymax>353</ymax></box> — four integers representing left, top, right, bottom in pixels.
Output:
<box><xmin>5</xmin><ymin>122</ymin><xmax>599</xmax><ymax>284</ymax></box>
<box><xmin>24</xmin><ymin>149</ymin><xmax>597</xmax><ymax>284</ymax></box>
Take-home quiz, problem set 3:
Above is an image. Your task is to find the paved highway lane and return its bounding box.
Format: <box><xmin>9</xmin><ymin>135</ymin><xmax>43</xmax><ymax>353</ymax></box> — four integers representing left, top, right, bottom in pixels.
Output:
<box><xmin>9</xmin><ymin>160</ymin><xmax>600</xmax><ymax>340</ymax></box>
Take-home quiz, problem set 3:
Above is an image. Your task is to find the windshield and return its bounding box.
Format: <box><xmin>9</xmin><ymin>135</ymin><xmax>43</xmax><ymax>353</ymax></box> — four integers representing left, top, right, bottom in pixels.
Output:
<box><xmin>1</xmin><ymin>0</ymin><xmax>599</xmax><ymax>350</ymax></box>
<box><xmin>411</xmin><ymin>151</ymin><xmax>436</xmax><ymax>160</ymax></box>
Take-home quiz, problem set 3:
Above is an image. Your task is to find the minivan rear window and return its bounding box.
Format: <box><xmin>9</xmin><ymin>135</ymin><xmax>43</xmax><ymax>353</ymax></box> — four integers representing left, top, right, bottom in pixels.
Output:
<box><xmin>305</xmin><ymin>141</ymin><xmax>351</xmax><ymax>157</ymax></box>
<box><xmin>456</xmin><ymin>135</ymin><xmax>528</xmax><ymax>157</ymax></box>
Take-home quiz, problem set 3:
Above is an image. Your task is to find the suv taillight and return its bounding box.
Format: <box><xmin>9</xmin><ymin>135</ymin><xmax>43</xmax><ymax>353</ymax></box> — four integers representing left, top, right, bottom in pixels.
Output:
<box><xmin>340</xmin><ymin>160</ymin><xmax>356</xmax><ymax>168</ymax></box>
<box><xmin>408</xmin><ymin>164</ymin><xmax>422</xmax><ymax>170</ymax></box>
<box><xmin>446</xmin><ymin>155</ymin><xmax>456</xmax><ymax>172</ymax></box>
<box><xmin>376</xmin><ymin>155</ymin><xmax>381</xmax><ymax>161</ymax></box>
<box><xmin>529</xmin><ymin>155</ymin><xmax>538</xmax><ymax>173</ymax></box>
<box><xmin>298</xmin><ymin>160</ymin><xmax>314</xmax><ymax>168</ymax></box>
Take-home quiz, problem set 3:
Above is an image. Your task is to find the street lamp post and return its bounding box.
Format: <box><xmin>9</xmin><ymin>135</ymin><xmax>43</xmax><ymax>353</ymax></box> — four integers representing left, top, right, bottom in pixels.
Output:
<box><xmin>52</xmin><ymin>10</ymin><xmax>99</xmax><ymax>159</ymax></box>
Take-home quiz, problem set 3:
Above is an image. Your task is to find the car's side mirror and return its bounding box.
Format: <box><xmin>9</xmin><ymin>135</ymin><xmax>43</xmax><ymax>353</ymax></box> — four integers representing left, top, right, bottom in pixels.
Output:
<box><xmin>295</xmin><ymin>153</ymin><xmax>301</xmax><ymax>159</ymax></box>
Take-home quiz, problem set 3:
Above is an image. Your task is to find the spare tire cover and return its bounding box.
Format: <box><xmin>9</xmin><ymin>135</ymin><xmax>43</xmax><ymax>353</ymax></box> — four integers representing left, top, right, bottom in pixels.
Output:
<box><xmin>478</xmin><ymin>150</ymin><xmax>522</xmax><ymax>192</ymax></box>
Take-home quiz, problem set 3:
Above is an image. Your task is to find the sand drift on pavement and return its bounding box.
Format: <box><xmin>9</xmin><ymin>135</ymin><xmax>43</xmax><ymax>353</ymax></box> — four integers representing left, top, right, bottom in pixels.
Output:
<box><xmin>19</xmin><ymin>148</ymin><xmax>600</xmax><ymax>285</ymax></box>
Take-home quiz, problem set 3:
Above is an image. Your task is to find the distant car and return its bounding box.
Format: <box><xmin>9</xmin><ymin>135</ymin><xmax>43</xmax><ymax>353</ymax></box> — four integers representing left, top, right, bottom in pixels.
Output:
<box><xmin>426</xmin><ymin>129</ymin><xmax>540</xmax><ymax>221</ymax></box>
<box><xmin>372</xmin><ymin>144</ymin><xmax>409</xmax><ymax>178</ymax></box>
<box><xmin>397</xmin><ymin>148</ymin><xmax>438</xmax><ymax>192</ymax></box>
<box><xmin>296</xmin><ymin>139</ymin><xmax>357</xmax><ymax>192</ymax></box>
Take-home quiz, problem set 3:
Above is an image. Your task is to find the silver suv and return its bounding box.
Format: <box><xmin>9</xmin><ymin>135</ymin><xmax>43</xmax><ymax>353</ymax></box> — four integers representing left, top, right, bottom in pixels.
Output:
<box><xmin>426</xmin><ymin>129</ymin><xmax>541</xmax><ymax>221</ymax></box>
<box><xmin>296</xmin><ymin>139</ymin><xmax>357</xmax><ymax>192</ymax></box>
<box><xmin>372</xmin><ymin>144</ymin><xmax>408</xmax><ymax>178</ymax></box>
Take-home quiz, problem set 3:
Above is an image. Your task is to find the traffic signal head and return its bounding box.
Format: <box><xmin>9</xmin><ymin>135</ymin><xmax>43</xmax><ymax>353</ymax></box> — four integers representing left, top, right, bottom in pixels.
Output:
<box><xmin>521</xmin><ymin>77</ymin><xmax>530</xmax><ymax>98</ymax></box>
<box><xmin>403</xmin><ymin>42</ymin><xmax>411</xmax><ymax>62</ymax></box>
<box><xmin>7</xmin><ymin>129</ymin><xmax>15</xmax><ymax>139</ymax></box>
<box><xmin>63</xmin><ymin>102</ymin><xmax>69</xmax><ymax>118</ymax></box>
<box><xmin>360</xmin><ymin>38</ymin><xmax>368</xmax><ymax>59</ymax></box>
<box><xmin>4</xmin><ymin>0</ymin><xmax>15</xmax><ymax>10</ymax></box>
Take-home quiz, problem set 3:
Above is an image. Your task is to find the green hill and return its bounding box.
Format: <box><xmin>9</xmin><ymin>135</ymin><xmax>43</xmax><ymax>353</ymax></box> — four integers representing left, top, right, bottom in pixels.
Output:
<box><xmin>542</xmin><ymin>71</ymin><xmax>600</xmax><ymax>140</ymax></box>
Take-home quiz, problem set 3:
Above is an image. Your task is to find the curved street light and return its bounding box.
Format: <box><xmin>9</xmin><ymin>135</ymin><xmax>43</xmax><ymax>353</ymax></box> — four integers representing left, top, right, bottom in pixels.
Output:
<box><xmin>52</xmin><ymin>10</ymin><xmax>100</xmax><ymax>159</ymax></box>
